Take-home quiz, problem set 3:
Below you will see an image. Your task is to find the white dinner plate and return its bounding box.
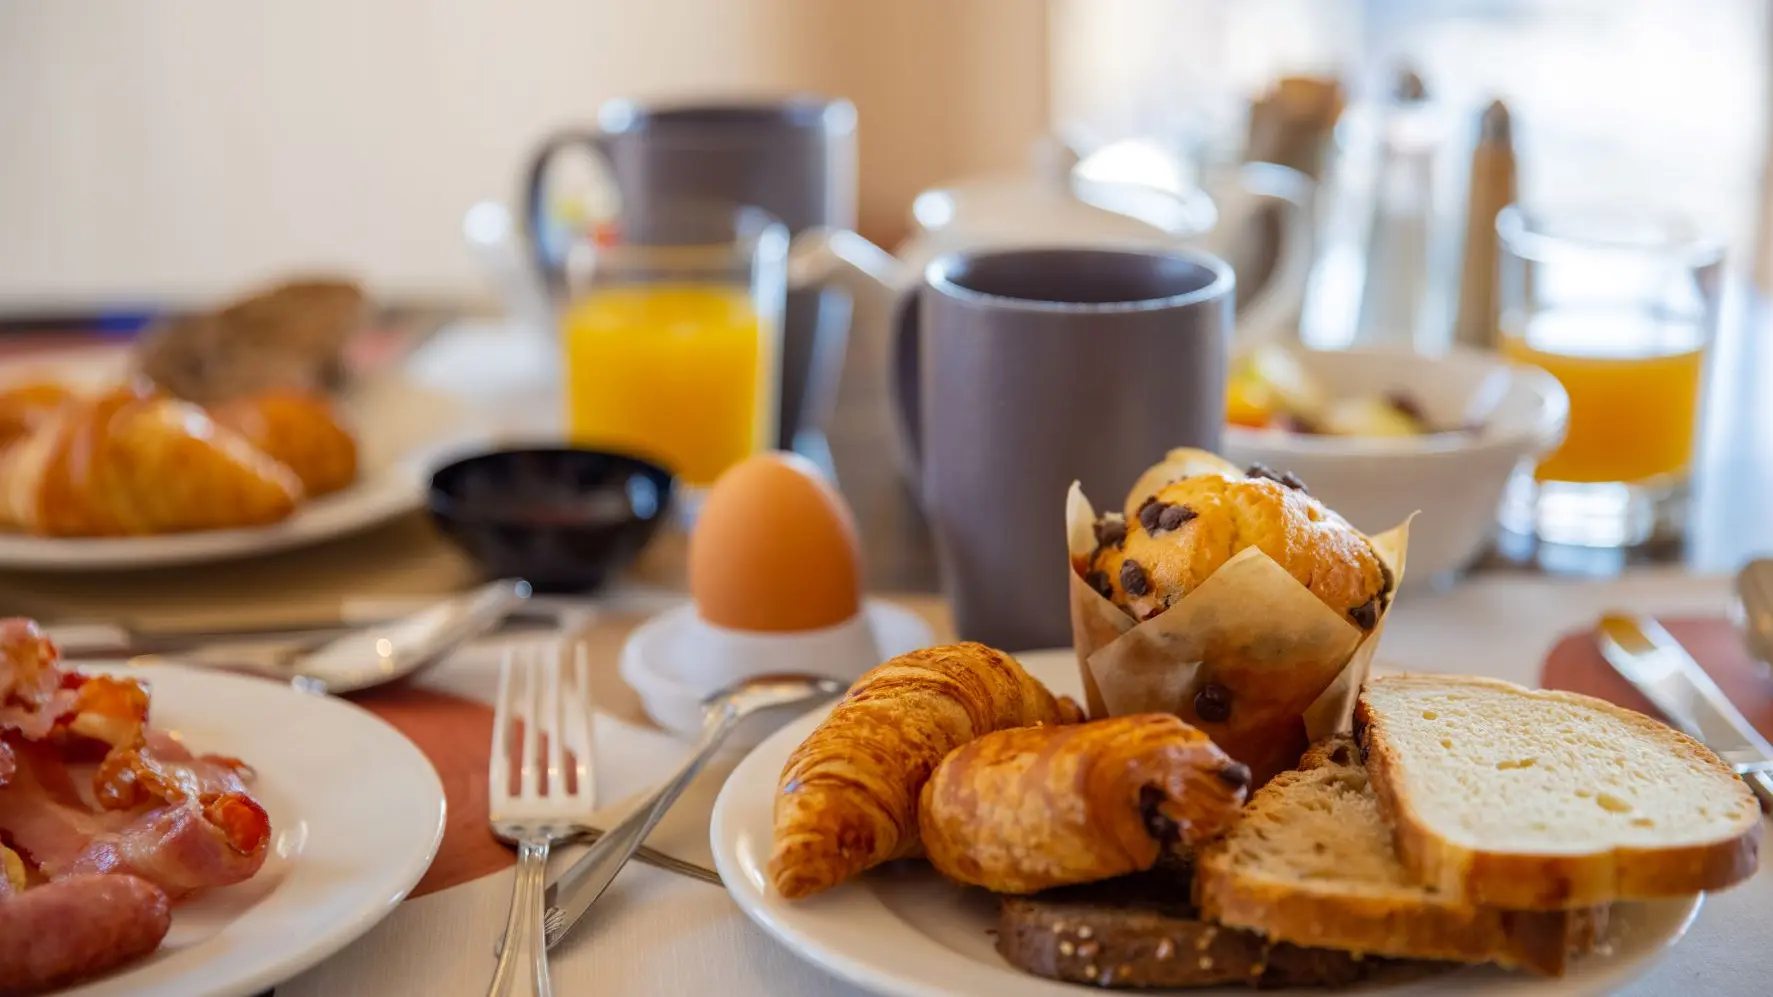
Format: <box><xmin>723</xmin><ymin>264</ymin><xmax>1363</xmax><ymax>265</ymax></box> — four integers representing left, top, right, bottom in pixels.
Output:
<box><xmin>59</xmin><ymin>661</ymin><xmax>446</xmax><ymax>997</ymax></box>
<box><xmin>711</xmin><ymin>648</ymin><xmax>1705</xmax><ymax>997</ymax></box>
<box><xmin>0</xmin><ymin>345</ymin><xmax>483</xmax><ymax>570</ymax></box>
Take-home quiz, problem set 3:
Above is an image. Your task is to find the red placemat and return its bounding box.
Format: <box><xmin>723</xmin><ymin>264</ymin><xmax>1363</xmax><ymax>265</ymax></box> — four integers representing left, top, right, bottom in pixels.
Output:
<box><xmin>1539</xmin><ymin>616</ymin><xmax>1773</xmax><ymax>738</ymax></box>
<box><xmin>350</xmin><ymin>685</ymin><xmax>510</xmax><ymax>899</ymax></box>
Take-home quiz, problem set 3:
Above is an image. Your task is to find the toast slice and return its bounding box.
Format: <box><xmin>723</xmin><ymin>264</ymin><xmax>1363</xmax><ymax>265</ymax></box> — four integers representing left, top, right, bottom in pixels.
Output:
<box><xmin>1194</xmin><ymin>737</ymin><xmax>1606</xmax><ymax>976</ymax></box>
<box><xmin>1356</xmin><ymin>675</ymin><xmax>1761</xmax><ymax>910</ymax></box>
<box><xmin>998</xmin><ymin>869</ymin><xmax>1446</xmax><ymax>989</ymax></box>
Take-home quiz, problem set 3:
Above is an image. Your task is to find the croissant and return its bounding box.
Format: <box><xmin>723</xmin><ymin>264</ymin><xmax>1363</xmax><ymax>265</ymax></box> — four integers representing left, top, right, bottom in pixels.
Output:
<box><xmin>0</xmin><ymin>386</ymin><xmax>302</xmax><ymax>536</ymax></box>
<box><xmin>919</xmin><ymin>715</ymin><xmax>1251</xmax><ymax>894</ymax></box>
<box><xmin>0</xmin><ymin>382</ymin><xmax>76</xmax><ymax>447</ymax></box>
<box><xmin>769</xmin><ymin>642</ymin><xmax>1083</xmax><ymax>899</ymax></box>
<box><xmin>208</xmin><ymin>391</ymin><xmax>358</xmax><ymax>496</ymax></box>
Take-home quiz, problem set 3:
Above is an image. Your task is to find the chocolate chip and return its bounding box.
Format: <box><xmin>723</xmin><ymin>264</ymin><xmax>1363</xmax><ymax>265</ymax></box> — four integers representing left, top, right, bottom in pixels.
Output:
<box><xmin>1138</xmin><ymin>785</ymin><xmax>1181</xmax><ymax>843</ymax></box>
<box><xmin>1093</xmin><ymin>516</ymin><xmax>1127</xmax><ymax>550</ymax></box>
<box><xmin>1158</xmin><ymin>504</ymin><xmax>1196</xmax><ymax>531</ymax></box>
<box><xmin>1084</xmin><ymin>569</ymin><xmax>1113</xmax><ymax>600</ymax></box>
<box><xmin>1328</xmin><ymin>744</ymin><xmax>1353</xmax><ymax>767</ymax></box>
<box><xmin>1349</xmin><ymin>597</ymin><xmax>1381</xmax><ymax>630</ymax></box>
<box><xmin>1216</xmin><ymin>762</ymin><xmax>1252</xmax><ymax>790</ymax></box>
<box><xmin>1246</xmin><ymin>463</ymin><xmax>1308</xmax><ymax>493</ymax></box>
<box><xmin>1119</xmin><ymin>559</ymin><xmax>1151</xmax><ymax>597</ymax></box>
<box><xmin>1138</xmin><ymin>498</ymin><xmax>1166</xmax><ymax>533</ymax></box>
<box><xmin>1194</xmin><ymin>683</ymin><xmax>1233</xmax><ymax>723</ymax></box>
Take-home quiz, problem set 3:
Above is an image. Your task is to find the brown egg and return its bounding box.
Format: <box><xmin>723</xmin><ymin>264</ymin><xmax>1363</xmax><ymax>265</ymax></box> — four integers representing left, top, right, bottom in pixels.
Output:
<box><xmin>688</xmin><ymin>452</ymin><xmax>863</xmax><ymax>632</ymax></box>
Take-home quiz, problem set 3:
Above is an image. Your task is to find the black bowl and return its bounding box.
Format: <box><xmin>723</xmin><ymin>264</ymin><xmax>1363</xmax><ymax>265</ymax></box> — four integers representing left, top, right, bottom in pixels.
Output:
<box><xmin>427</xmin><ymin>447</ymin><xmax>675</xmax><ymax>593</ymax></box>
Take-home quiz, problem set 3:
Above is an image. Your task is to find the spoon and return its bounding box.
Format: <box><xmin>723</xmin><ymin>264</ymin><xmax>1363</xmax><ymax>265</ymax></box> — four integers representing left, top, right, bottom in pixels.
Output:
<box><xmin>132</xmin><ymin>578</ymin><xmax>534</xmax><ymax>696</ymax></box>
<box><xmin>1733</xmin><ymin>558</ymin><xmax>1773</xmax><ymax>676</ymax></box>
<box><xmin>535</xmin><ymin>671</ymin><xmax>845</xmax><ymax>951</ymax></box>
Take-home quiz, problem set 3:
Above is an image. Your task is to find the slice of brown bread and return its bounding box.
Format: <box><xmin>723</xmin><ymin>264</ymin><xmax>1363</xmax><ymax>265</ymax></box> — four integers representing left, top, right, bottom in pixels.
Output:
<box><xmin>1194</xmin><ymin>737</ymin><xmax>1607</xmax><ymax>976</ymax></box>
<box><xmin>1356</xmin><ymin>675</ymin><xmax>1762</xmax><ymax>910</ymax></box>
<box><xmin>997</xmin><ymin>869</ymin><xmax>1446</xmax><ymax>989</ymax></box>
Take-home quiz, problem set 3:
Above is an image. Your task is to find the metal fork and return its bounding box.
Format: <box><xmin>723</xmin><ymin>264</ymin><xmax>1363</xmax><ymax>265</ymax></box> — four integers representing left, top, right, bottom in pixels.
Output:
<box><xmin>486</xmin><ymin>642</ymin><xmax>594</xmax><ymax>997</ymax></box>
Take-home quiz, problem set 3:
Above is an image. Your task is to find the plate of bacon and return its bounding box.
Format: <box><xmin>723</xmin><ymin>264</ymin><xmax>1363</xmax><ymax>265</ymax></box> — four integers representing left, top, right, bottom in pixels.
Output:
<box><xmin>0</xmin><ymin>619</ymin><xmax>446</xmax><ymax>997</ymax></box>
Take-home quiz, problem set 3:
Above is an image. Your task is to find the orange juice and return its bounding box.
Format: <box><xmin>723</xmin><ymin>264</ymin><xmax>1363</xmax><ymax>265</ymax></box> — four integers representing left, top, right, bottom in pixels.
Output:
<box><xmin>1501</xmin><ymin>305</ymin><xmax>1705</xmax><ymax>484</ymax></box>
<box><xmin>562</xmin><ymin>284</ymin><xmax>775</xmax><ymax>486</ymax></box>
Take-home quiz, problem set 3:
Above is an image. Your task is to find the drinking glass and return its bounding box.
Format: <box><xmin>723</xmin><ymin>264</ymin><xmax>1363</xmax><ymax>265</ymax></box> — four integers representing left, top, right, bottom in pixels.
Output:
<box><xmin>559</xmin><ymin>202</ymin><xmax>787</xmax><ymax>490</ymax></box>
<box><xmin>1495</xmin><ymin>205</ymin><xmax>1723</xmax><ymax>548</ymax></box>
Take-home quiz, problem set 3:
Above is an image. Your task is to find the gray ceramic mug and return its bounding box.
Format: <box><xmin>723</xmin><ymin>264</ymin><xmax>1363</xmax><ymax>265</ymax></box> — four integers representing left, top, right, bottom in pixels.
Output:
<box><xmin>910</xmin><ymin>247</ymin><xmax>1234</xmax><ymax>651</ymax></box>
<box><xmin>523</xmin><ymin>97</ymin><xmax>858</xmax><ymax>453</ymax></box>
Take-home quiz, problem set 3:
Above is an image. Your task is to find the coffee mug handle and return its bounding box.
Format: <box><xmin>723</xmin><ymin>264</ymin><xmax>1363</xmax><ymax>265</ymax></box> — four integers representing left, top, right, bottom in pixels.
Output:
<box><xmin>1205</xmin><ymin>161</ymin><xmax>1316</xmax><ymax>352</ymax></box>
<box><xmin>786</xmin><ymin>228</ymin><xmax>922</xmax><ymax>488</ymax></box>
<box><xmin>521</xmin><ymin>130</ymin><xmax>615</xmax><ymax>294</ymax></box>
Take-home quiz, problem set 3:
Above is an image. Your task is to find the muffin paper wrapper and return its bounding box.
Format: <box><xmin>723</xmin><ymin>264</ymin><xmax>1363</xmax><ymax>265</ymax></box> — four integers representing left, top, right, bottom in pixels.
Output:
<box><xmin>1065</xmin><ymin>452</ymin><xmax>1412</xmax><ymax>785</ymax></box>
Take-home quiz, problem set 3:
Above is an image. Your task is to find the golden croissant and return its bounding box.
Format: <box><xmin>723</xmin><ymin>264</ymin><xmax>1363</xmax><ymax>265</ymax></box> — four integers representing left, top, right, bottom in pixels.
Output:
<box><xmin>0</xmin><ymin>386</ymin><xmax>302</xmax><ymax>536</ymax></box>
<box><xmin>919</xmin><ymin>714</ymin><xmax>1250</xmax><ymax>894</ymax></box>
<box><xmin>209</xmin><ymin>390</ymin><xmax>358</xmax><ymax>497</ymax></box>
<box><xmin>769</xmin><ymin>642</ymin><xmax>1083</xmax><ymax>899</ymax></box>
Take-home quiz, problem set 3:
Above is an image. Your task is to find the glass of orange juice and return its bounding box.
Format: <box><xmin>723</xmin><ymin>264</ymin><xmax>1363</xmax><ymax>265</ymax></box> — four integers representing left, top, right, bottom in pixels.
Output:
<box><xmin>559</xmin><ymin>203</ymin><xmax>787</xmax><ymax>491</ymax></box>
<box><xmin>1495</xmin><ymin>205</ymin><xmax>1724</xmax><ymax>548</ymax></box>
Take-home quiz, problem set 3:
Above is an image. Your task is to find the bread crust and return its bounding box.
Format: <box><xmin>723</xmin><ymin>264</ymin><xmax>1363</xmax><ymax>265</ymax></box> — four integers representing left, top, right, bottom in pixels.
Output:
<box><xmin>1194</xmin><ymin>738</ymin><xmax>1605</xmax><ymax>976</ymax></box>
<box><xmin>1354</xmin><ymin>675</ymin><xmax>1762</xmax><ymax>910</ymax></box>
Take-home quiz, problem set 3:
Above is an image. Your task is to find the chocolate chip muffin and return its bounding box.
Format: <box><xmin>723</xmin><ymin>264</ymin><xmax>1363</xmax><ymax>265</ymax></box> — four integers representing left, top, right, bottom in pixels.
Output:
<box><xmin>1081</xmin><ymin>465</ymin><xmax>1391</xmax><ymax>630</ymax></box>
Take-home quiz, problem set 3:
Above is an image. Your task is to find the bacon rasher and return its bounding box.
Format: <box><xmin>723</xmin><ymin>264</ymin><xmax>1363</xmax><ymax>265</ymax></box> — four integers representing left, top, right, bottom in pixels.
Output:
<box><xmin>0</xmin><ymin>617</ymin><xmax>273</xmax><ymax>994</ymax></box>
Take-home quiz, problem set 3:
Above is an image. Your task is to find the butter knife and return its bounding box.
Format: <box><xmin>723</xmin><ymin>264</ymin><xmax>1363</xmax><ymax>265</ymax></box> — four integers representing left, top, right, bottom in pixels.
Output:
<box><xmin>1594</xmin><ymin>613</ymin><xmax>1773</xmax><ymax>812</ymax></box>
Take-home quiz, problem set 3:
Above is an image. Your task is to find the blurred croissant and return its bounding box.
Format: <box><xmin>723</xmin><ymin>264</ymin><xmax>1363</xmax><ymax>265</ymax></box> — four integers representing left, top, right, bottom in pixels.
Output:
<box><xmin>769</xmin><ymin>642</ymin><xmax>1083</xmax><ymax>900</ymax></box>
<box><xmin>209</xmin><ymin>390</ymin><xmax>358</xmax><ymax>496</ymax></box>
<box><xmin>0</xmin><ymin>386</ymin><xmax>302</xmax><ymax>536</ymax></box>
<box><xmin>919</xmin><ymin>715</ymin><xmax>1251</xmax><ymax>894</ymax></box>
<box><xmin>0</xmin><ymin>382</ymin><xmax>77</xmax><ymax>447</ymax></box>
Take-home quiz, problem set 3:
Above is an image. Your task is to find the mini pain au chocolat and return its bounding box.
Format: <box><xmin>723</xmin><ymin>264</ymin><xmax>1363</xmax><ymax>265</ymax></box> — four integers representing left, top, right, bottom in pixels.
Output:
<box><xmin>1066</xmin><ymin>448</ymin><xmax>1410</xmax><ymax>788</ymax></box>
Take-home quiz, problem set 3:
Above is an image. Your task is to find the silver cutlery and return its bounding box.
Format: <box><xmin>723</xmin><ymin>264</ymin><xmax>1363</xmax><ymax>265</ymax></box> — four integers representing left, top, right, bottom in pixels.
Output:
<box><xmin>487</xmin><ymin>642</ymin><xmax>596</xmax><ymax>997</ymax></box>
<box><xmin>1733</xmin><ymin>557</ymin><xmax>1773</xmax><ymax>674</ymax></box>
<box><xmin>44</xmin><ymin>602</ymin><xmax>559</xmax><ymax>660</ymax></box>
<box><xmin>119</xmin><ymin>578</ymin><xmax>533</xmax><ymax>696</ymax></box>
<box><xmin>539</xmin><ymin>671</ymin><xmax>843</xmax><ymax>951</ymax></box>
<box><xmin>1593</xmin><ymin>612</ymin><xmax>1773</xmax><ymax>812</ymax></box>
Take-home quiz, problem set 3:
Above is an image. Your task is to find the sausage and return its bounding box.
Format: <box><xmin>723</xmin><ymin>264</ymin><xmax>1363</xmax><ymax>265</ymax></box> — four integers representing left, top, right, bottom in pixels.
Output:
<box><xmin>0</xmin><ymin>874</ymin><xmax>171</xmax><ymax>996</ymax></box>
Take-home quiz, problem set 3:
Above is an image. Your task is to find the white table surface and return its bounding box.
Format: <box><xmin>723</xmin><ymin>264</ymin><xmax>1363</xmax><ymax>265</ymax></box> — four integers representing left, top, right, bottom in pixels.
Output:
<box><xmin>276</xmin><ymin>569</ymin><xmax>1772</xmax><ymax>997</ymax></box>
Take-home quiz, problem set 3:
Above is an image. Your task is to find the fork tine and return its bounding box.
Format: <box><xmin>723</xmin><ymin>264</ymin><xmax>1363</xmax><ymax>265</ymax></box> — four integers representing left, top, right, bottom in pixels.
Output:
<box><xmin>568</xmin><ymin>641</ymin><xmax>595</xmax><ymax>804</ymax></box>
<box><xmin>543</xmin><ymin>643</ymin><xmax>564</xmax><ymax>801</ymax></box>
<box><xmin>489</xmin><ymin>647</ymin><xmax>514</xmax><ymax>798</ymax></box>
<box><xmin>518</xmin><ymin>646</ymin><xmax>541</xmax><ymax>801</ymax></box>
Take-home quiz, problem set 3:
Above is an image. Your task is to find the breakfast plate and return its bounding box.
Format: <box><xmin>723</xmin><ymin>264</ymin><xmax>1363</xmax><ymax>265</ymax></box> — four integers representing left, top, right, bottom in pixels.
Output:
<box><xmin>0</xmin><ymin>344</ymin><xmax>484</xmax><ymax>570</ymax></box>
<box><xmin>57</xmin><ymin>660</ymin><xmax>446</xmax><ymax>997</ymax></box>
<box><xmin>711</xmin><ymin>649</ymin><xmax>1705</xmax><ymax>997</ymax></box>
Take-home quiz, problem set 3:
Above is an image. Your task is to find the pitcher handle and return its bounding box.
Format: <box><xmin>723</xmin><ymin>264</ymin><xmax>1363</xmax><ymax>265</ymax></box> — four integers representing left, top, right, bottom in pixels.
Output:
<box><xmin>787</xmin><ymin>228</ymin><xmax>921</xmax><ymax>488</ymax></box>
<box><xmin>1215</xmin><ymin>162</ymin><xmax>1317</xmax><ymax>353</ymax></box>
<box><xmin>521</xmin><ymin>130</ymin><xmax>614</xmax><ymax>295</ymax></box>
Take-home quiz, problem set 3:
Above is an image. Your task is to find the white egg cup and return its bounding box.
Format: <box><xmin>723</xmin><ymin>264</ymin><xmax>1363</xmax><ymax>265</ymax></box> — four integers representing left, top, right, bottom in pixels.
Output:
<box><xmin>619</xmin><ymin>599</ymin><xmax>936</xmax><ymax>743</ymax></box>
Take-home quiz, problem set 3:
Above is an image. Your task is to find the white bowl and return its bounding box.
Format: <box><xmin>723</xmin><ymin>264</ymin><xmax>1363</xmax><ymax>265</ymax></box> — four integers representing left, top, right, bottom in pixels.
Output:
<box><xmin>618</xmin><ymin>599</ymin><xmax>937</xmax><ymax>743</ymax></box>
<box><xmin>1221</xmin><ymin>347</ymin><xmax>1568</xmax><ymax>586</ymax></box>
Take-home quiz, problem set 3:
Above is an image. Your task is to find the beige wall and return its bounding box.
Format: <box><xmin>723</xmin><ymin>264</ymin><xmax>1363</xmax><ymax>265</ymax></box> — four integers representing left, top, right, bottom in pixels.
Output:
<box><xmin>0</xmin><ymin>0</ymin><xmax>1048</xmax><ymax>309</ymax></box>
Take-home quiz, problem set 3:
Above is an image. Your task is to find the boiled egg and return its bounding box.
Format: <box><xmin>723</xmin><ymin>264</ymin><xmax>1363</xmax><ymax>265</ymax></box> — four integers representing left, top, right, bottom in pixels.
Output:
<box><xmin>688</xmin><ymin>452</ymin><xmax>862</xmax><ymax>632</ymax></box>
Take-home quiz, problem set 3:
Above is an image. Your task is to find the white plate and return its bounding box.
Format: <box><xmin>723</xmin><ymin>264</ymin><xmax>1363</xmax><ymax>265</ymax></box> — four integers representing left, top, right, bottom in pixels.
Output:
<box><xmin>711</xmin><ymin>649</ymin><xmax>1704</xmax><ymax>997</ymax></box>
<box><xmin>0</xmin><ymin>345</ymin><xmax>484</xmax><ymax>570</ymax></box>
<box><xmin>59</xmin><ymin>661</ymin><xmax>446</xmax><ymax>997</ymax></box>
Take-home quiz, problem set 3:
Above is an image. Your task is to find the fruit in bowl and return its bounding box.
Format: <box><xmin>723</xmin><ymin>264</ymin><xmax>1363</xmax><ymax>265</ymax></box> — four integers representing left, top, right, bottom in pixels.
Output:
<box><xmin>1228</xmin><ymin>345</ymin><xmax>1454</xmax><ymax>438</ymax></box>
<box><xmin>1221</xmin><ymin>347</ymin><xmax>1568</xmax><ymax>586</ymax></box>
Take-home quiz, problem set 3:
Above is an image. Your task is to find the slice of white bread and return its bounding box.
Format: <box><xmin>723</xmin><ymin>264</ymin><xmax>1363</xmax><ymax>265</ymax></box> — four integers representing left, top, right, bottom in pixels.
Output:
<box><xmin>1195</xmin><ymin>737</ymin><xmax>1606</xmax><ymax>976</ymax></box>
<box><xmin>1356</xmin><ymin>675</ymin><xmax>1761</xmax><ymax>910</ymax></box>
